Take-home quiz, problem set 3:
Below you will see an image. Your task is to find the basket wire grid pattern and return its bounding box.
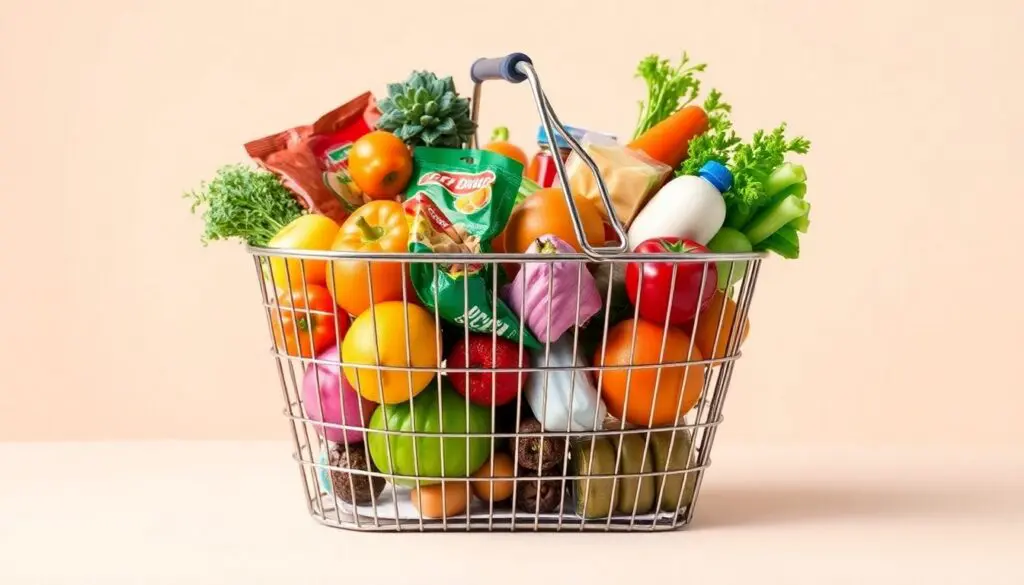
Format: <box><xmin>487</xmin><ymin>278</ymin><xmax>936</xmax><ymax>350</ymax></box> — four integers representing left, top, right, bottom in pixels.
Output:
<box><xmin>246</xmin><ymin>54</ymin><xmax>765</xmax><ymax>532</ymax></box>
<box><xmin>251</xmin><ymin>250</ymin><xmax>761</xmax><ymax>532</ymax></box>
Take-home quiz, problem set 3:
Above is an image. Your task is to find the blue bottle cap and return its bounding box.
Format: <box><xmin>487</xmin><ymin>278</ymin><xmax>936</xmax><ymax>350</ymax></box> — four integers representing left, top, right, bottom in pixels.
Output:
<box><xmin>698</xmin><ymin>160</ymin><xmax>733</xmax><ymax>193</ymax></box>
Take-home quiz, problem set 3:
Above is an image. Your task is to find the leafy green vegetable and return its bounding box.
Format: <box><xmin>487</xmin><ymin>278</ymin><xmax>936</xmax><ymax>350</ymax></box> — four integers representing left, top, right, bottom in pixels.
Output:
<box><xmin>629</xmin><ymin>50</ymin><xmax>814</xmax><ymax>259</ymax></box>
<box><xmin>679</xmin><ymin>90</ymin><xmax>740</xmax><ymax>176</ymax></box>
<box><xmin>701</xmin><ymin>88</ymin><xmax>732</xmax><ymax>127</ymax></box>
<box><xmin>744</xmin><ymin>194</ymin><xmax>811</xmax><ymax>246</ymax></box>
<box><xmin>728</xmin><ymin>125</ymin><xmax>810</xmax><ymax>212</ymax></box>
<box><xmin>790</xmin><ymin>213</ymin><xmax>811</xmax><ymax>233</ymax></box>
<box><xmin>765</xmin><ymin>162</ymin><xmax>807</xmax><ymax>197</ymax></box>
<box><xmin>679</xmin><ymin>92</ymin><xmax>812</xmax><ymax>258</ymax></box>
<box><xmin>184</xmin><ymin>164</ymin><xmax>303</xmax><ymax>246</ymax></box>
<box><xmin>632</xmin><ymin>53</ymin><xmax>707</xmax><ymax>139</ymax></box>
<box><xmin>758</xmin><ymin>225</ymin><xmax>800</xmax><ymax>259</ymax></box>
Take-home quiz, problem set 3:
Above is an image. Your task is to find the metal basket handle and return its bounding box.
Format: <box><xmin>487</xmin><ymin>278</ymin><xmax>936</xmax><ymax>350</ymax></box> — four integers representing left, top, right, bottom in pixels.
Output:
<box><xmin>469</xmin><ymin>53</ymin><xmax>630</xmax><ymax>260</ymax></box>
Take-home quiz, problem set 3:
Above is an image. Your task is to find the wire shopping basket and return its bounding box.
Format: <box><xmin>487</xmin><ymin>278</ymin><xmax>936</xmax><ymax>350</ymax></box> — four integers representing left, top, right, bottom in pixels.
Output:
<box><xmin>248</xmin><ymin>54</ymin><xmax>765</xmax><ymax>532</ymax></box>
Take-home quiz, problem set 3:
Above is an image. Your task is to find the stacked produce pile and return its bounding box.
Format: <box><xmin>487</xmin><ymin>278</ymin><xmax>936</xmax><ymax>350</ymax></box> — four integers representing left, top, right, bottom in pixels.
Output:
<box><xmin>186</xmin><ymin>53</ymin><xmax>811</xmax><ymax>521</ymax></box>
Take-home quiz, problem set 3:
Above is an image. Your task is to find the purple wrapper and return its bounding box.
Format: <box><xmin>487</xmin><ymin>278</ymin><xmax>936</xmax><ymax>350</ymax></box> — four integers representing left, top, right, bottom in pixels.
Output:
<box><xmin>502</xmin><ymin>234</ymin><xmax>602</xmax><ymax>344</ymax></box>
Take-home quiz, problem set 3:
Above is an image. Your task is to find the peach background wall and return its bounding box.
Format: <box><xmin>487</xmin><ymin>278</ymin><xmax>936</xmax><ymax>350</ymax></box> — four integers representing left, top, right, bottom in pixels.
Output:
<box><xmin>1</xmin><ymin>0</ymin><xmax>1021</xmax><ymax>446</ymax></box>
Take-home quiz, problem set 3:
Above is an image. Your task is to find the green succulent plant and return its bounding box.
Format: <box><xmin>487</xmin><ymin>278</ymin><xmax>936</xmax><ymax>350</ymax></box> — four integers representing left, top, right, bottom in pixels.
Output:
<box><xmin>375</xmin><ymin>70</ymin><xmax>476</xmax><ymax>148</ymax></box>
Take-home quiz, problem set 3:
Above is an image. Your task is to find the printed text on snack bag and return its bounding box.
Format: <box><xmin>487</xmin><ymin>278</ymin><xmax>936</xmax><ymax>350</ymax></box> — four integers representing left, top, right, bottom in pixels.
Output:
<box><xmin>453</xmin><ymin>306</ymin><xmax>510</xmax><ymax>337</ymax></box>
<box><xmin>417</xmin><ymin>171</ymin><xmax>496</xmax><ymax>196</ymax></box>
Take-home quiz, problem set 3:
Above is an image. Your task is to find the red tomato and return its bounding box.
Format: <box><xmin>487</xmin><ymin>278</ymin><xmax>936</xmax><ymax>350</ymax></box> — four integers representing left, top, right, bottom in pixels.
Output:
<box><xmin>625</xmin><ymin>238</ymin><xmax>717</xmax><ymax>326</ymax></box>
<box><xmin>270</xmin><ymin>284</ymin><xmax>347</xmax><ymax>358</ymax></box>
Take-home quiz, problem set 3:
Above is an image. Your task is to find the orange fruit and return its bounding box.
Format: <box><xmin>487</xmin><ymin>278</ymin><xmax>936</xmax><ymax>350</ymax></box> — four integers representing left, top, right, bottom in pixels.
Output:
<box><xmin>348</xmin><ymin>131</ymin><xmax>413</xmax><ymax>199</ymax></box>
<box><xmin>471</xmin><ymin>453</ymin><xmax>515</xmax><ymax>502</ymax></box>
<box><xmin>483</xmin><ymin>127</ymin><xmax>528</xmax><ymax>169</ymax></box>
<box><xmin>502</xmin><ymin>188</ymin><xmax>605</xmax><ymax>254</ymax></box>
<box><xmin>690</xmin><ymin>291</ymin><xmax>750</xmax><ymax>363</ymax></box>
<box><xmin>411</xmin><ymin>482</ymin><xmax>470</xmax><ymax>519</ymax></box>
<box><xmin>485</xmin><ymin>142</ymin><xmax>528</xmax><ymax>167</ymax></box>
<box><xmin>595</xmin><ymin>319</ymin><xmax>706</xmax><ymax>427</ymax></box>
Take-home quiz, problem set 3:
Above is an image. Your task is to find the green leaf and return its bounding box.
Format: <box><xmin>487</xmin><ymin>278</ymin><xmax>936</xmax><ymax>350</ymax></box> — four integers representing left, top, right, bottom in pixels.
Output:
<box><xmin>440</xmin><ymin>75</ymin><xmax>456</xmax><ymax>93</ymax></box>
<box><xmin>424</xmin><ymin>101</ymin><xmax>439</xmax><ymax>116</ymax></box>
<box><xmin>408</xmin><ymin>72</ymin><xmax>427</xmax><ymax>90</ymax></box>
<box><xmin>420</xmin><ymin>114</ymin><xmax>437</xmax><ymax>126</ymax></box>
<box><xmin>376</xmin><ymin>110</ymin><xmax>405</xmax><ymax>129</ymax></box>
<box><xmin>414</xmin><ymin>87</ymin><xmax>429</xmax><ymax>103</ymax></box>
<box><xmin>377</xmin><ymin>99</ymin><xmax>397</xmax><ymax>114</ymax></box>
<box><xmin>393</xmin><ymin>95</ymin><xmax>410</xmax><ymax>110</ymax></box>
<box><xmin>632</xmin><ymin>53</ymin><xmax>708</xmax><ymax>138</ymax></box>
<box><xmin>429</xmin><ymin>77</ymin><xmax>445</xmax><ymax>97</ymax></box>
<box><xmin>436</xmin><ymin>118</ymin><xmax>456</xmax><ymax>134</ymax></box>
<box><xmin>437</xmin><ymin>92</ymin><xmax>455</xmax><ymax>111</ymax></box>
<box><xmin>386</xmin><ymin>83</ymin><xmax>405</xmax><ymax>99</ymax></box>
<box><xmin>398</xmin><ymin>124</ymin><xmax>424</xmax><ymax>140</ymax></box>
<box><xmin>721</xmin><ymin>123</ymin><xmax>811</xmax><ymax>223</ymax></box>
<box><xmin>421</xmin><ymin>128</ymin><xmax>442</xmax><ymax>145</ymax></box>
<box><xmin>450</xmin><ymin>98</ymin><xmax>470</xmax><ymax>117</ymax></box>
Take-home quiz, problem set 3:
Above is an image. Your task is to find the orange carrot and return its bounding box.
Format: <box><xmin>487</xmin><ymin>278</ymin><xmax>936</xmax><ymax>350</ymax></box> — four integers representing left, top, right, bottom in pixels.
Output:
<box><xmin>628</xmin><ymin>105</ymin><xmax>709</xmax><ymax>169</ymax></box>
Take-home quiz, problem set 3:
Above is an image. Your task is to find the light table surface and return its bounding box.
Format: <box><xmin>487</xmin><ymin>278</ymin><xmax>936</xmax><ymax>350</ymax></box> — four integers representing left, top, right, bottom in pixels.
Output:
<box><xmin>1</xmin><ymin>441</ymin><xmax>1022</xmax><ymax>584</ymax></box>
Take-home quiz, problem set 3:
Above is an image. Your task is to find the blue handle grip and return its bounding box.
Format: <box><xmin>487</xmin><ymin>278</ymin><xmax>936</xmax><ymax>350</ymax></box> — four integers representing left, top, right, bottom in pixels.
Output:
<box><xmin>470</xmin><ymin>53</ymin><xmax>533</xmax><ymax>84</ymax></box>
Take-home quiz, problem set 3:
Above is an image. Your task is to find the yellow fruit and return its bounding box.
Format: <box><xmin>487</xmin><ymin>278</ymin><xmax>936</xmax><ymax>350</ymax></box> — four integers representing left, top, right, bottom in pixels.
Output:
<box><xmin>265</xmin><ymin>215</ymin><xmax>339</xmax><ymax>290</ymax></box>
<box><xmin>342</xmin><ymin>302</ymin><xmax>440</xmax><ymax>404</ymax></box>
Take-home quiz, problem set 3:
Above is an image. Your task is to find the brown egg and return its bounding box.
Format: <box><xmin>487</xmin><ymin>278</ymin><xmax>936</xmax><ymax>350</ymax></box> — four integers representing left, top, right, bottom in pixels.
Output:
<box><xmin>471</xmin><ymin>453</ymin><xmax>515</xmax><ymax>502</ymax></box>
<box><xmin>411</xmin><ymin>482</ymin><xmax>470</xmax><ymax>519</ymax></box>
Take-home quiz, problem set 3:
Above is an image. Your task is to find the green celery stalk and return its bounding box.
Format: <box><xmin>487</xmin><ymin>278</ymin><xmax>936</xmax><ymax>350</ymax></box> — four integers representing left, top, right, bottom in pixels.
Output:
<box><xmin>765</xmin><ymin>163</ymin><xmax>807</xmax><ymax>197</ymax></box>
<box><xmin>790</xmin><ymin>212</ymin><xmax>811</xmax><ymax>233</ymax></box>
<box><xmin>758</xmin><ymin>225</ymin><xmax>800</xmax><ymax>259</ymax></box>
<box><xmin>725</xmin><ymin>203</ymin><xmax>756</xmax><ymax>230</ymax></box>
<box><xmin>744</xmin><ymin>194</ymin><xmax>811</xmax><ymax>246</ymax></box>
<box><xmin>780</xmin><ymin>182</ymin><xmax>807</xmax><ymax>199</ymax></box>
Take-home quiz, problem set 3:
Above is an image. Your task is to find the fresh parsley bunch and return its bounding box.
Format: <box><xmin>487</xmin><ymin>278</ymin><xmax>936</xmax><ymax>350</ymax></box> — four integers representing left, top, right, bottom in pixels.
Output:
<box><xmin>632</xmin><ymin>53</ymin><xmax>707</xmax><ymax>139</ymax></box>
<box><xmin>185</xmin><ymin>164</ymin><xmax>303</xmax><ymax>247</ymax></box>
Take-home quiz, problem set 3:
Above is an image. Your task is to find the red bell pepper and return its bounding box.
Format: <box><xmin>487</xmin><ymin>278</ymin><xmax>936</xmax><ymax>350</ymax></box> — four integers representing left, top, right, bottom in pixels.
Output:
<box><xmin>625</xmin><ymin>237</ymin><xmax>718</xmax><ymax>326</ymax></box>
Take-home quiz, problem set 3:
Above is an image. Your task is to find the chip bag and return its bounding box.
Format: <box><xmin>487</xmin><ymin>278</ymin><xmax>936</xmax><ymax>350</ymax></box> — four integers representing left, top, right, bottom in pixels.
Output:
<box><xmin>403</xmin><ymin>148</ymin><xmax>541</xmax><ymax>349</ymax></box>
<box><xmin>244</xmin><ymin>92</ymin><xmax>380</xmax><ymax>224</ymax></box>
<box><xmin>564</xmin><ymin>131</ymin><xmax>673</xmax><ymax>242</ymax></box>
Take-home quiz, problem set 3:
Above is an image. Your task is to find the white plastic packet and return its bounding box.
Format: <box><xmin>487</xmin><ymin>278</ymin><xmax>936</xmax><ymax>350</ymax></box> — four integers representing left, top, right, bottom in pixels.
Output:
<box><xmin>524</xmin><ymin>338</ymin><xmax>607</xmax><ymax>432</ymax></box>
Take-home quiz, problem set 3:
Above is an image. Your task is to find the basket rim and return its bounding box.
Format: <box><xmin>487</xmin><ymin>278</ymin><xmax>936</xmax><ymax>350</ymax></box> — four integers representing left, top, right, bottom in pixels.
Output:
<box><xmin>246</xmin><ymin>245</ymin><xmax>768</xmax><ymax>263</ymax></box>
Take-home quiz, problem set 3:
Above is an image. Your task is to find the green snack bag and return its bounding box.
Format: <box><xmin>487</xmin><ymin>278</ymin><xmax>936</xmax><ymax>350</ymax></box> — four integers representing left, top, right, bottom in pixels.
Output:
<box><xmin>403</xmin><ymin>147</ymin><xmax>541</xmax><ymax>349</ymax></box>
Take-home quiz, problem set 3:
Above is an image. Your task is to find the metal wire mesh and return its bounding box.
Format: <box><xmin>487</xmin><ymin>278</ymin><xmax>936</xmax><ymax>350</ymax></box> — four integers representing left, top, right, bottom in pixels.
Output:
<box><xmin>248</xmin><ymin>248</ymin><xmax>762</xmax><ymax>532</ymax></box>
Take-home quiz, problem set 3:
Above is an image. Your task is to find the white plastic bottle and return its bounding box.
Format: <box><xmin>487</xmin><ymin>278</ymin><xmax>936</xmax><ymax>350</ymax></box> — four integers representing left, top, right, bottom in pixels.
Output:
<box><xmin>626</xmin><ymin>161</ymin><xmax>733</xmax><ymax>249</ymax></box>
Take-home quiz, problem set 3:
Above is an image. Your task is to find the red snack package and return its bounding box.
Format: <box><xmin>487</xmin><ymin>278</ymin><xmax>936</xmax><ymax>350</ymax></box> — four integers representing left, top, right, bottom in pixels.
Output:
<box><xmin>244</xmin><ymin>92</ymin><xmax>381</xmax><ymax>224</ymax></box>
